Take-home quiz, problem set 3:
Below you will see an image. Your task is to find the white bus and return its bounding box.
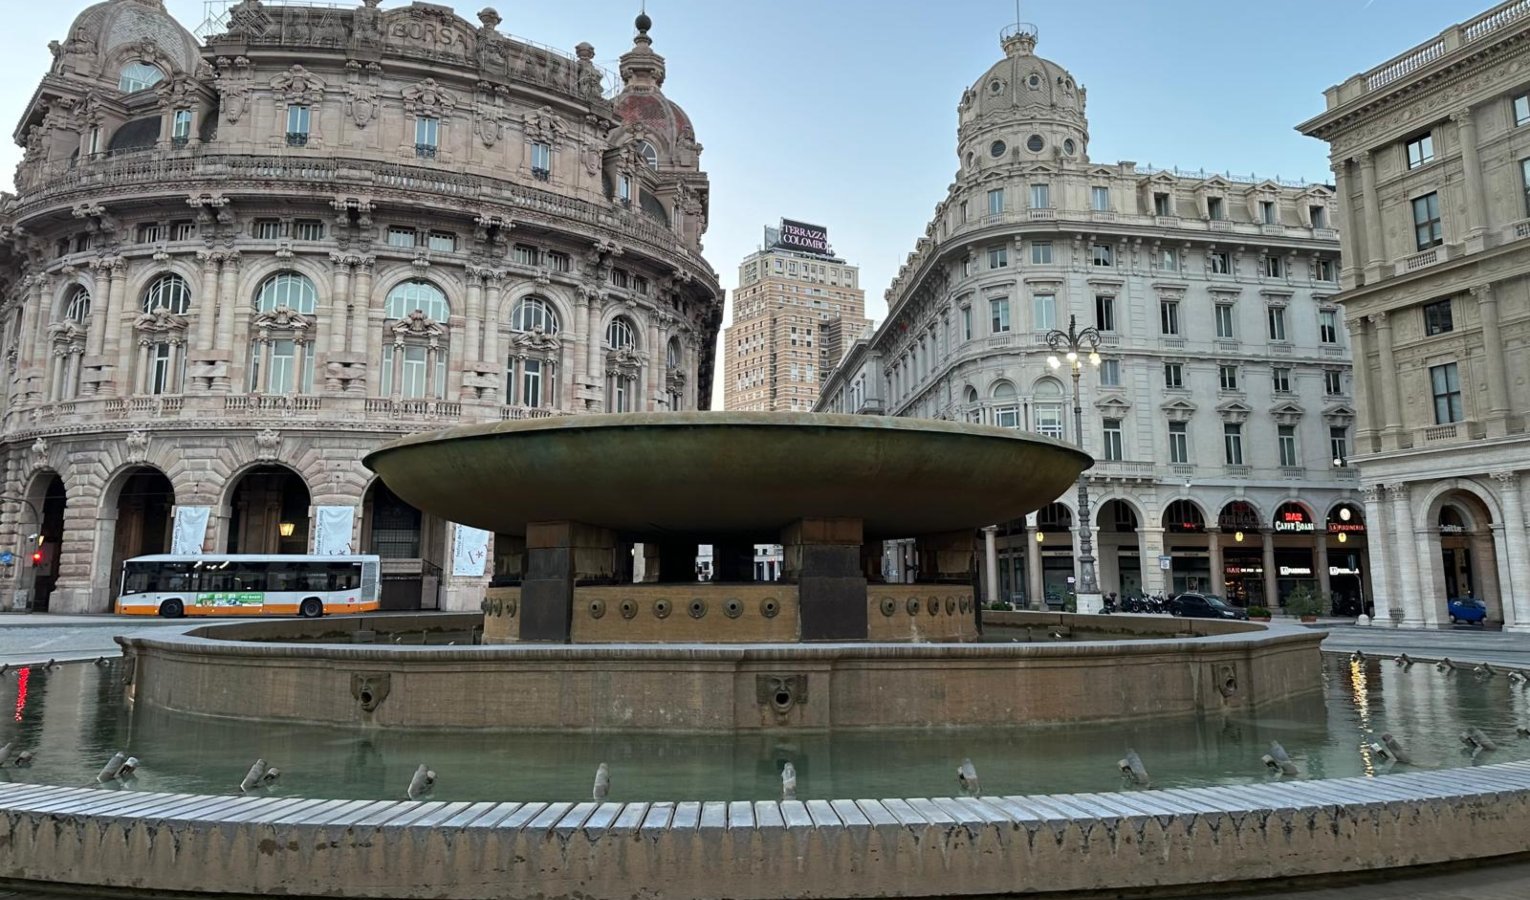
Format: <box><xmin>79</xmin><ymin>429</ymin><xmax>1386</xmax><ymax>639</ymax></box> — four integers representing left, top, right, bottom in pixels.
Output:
<box><xmin>117</xmin><ymin>554</ymin><xmax>382</xmax><ymax>619</ymax></box>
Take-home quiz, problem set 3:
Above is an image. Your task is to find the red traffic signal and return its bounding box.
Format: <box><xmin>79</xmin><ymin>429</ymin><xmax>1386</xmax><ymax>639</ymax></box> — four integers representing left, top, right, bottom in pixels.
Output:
<box><xmin>30</xmin><ymin>550</ymin><xmax>42</xmax><ymax>566</ymax></box>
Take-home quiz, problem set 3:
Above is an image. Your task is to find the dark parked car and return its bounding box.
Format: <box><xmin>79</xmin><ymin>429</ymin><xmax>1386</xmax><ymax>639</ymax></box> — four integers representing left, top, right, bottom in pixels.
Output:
<box><xmin>1448</xmin><ymin>596</ymin><xmax>1488</xmax><ymax>624</ymax></box>
<box><xmin>1169</xmin><ymin>592</ymin><xmax>1249</xmax><ymax>621</ymax></box>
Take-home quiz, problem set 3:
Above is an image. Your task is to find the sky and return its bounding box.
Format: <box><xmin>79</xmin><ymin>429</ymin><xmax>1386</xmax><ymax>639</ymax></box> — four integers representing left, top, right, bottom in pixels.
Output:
<box><xmin>0</xmin><ymin>0</ymin><xmax>1494</xmax><ymax>409</ymax></box>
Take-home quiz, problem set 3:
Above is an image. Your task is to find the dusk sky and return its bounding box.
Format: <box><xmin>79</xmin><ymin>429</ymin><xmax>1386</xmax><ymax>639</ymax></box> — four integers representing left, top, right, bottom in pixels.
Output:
<box><xmin>0</xmin><ymin>0</ymin><xmax>1492</xmax><ymax>407</ymax></box>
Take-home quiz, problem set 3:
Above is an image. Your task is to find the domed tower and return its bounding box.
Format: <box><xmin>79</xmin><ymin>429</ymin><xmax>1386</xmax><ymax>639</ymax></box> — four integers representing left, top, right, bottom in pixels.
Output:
<box><xmin>610</xmin><ymin>11</ymin><xmax>711</xmax><ymax>254</ymax></box>
<box><xmin>956</xmin><ymin>23</ymin><xmax>1089</xmax><ymax>175</ymax></box>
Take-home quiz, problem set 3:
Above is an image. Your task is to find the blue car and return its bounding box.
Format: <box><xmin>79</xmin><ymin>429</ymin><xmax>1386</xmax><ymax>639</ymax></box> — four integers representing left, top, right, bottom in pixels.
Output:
<box><xmin>1448</xmin><ymin>597</ymin><xmax>1488</xmax><ymax>625</ymax></box>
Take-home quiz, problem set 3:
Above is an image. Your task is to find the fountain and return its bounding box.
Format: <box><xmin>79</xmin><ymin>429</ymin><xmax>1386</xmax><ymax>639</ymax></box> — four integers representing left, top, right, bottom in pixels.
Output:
<box><xmin>2</xmin><ymin>413</ymin><xmax>1527</xmax><ymax>898</ymax></box>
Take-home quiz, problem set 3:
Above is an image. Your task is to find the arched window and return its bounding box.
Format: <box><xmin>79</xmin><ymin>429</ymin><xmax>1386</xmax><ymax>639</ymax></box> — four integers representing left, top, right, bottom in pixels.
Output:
<box><xmin>512</xmin><ymin>296</ymin><xmax>559</xmax><ymax>333</ymax></box>
<box><xmin>637</xmin><ymin>140</ymin><xmax>659</xmax><ymax>170</ymax></box>
<box><xmin>605</xmin><ymin>317</ymin><xmax>636</xmax><ymax>350</ymax></box>
<box><xmin>381</xmin><ymin>281</ymin><xmax>449</xmax><ymax>401</ymax></box>
<box><xmin>142</xmin><ymin>274</ymin><xmax>191</xmax><ymax>315</ymax></box>
<box><xmin>385</xmin><ymin>280</ymin><xmax>450</xmax><ymax>321</ymax></box>
<box><xmin>604</xmin><ymin>316</ymin><xmax>640</xmax><ymax>412</ymax></box>
<box><xmin>255</xmin><ymin>273</ymin><xmax>317</xmax><ymax>314</ymax></box>
<box><xmin>664</xmin><ymin>336</ymin><xmax>684</xmax><ymax>410</ymax></box>
<box><xmin>1033</xmin><ymin>378</ymin><xmax>1064</xmax><ymax>439</ymax></box>
<box><xmin>963</xmin><ymin>385</ymin><xmax>979</xmax><ymax>423</ymax></box>
<box><xmin>666</xmin><ymin>336</ymin><xmax>681</xmax><ymax>369</ymax></box>
<box><xmin>64</xmin><ymin>286</ymin><xmax>91</xmax><ymax>323</ymax></box>
<box><xmin>119</xmin><ymin>62</ymin><xmax>164</xmax><ymax>94</ymax></box>
<box><xmin>991</xmin><ymin>381</ymin><xmax>1018</xmax><ymax>429</ymax></box>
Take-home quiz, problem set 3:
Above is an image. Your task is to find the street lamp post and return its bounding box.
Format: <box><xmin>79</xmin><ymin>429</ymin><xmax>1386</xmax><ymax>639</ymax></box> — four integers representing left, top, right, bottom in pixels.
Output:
<box><xmin>1045</xmin><ymin>315</ymin><xmax>1104</xmax><ymax>614</ymax></box>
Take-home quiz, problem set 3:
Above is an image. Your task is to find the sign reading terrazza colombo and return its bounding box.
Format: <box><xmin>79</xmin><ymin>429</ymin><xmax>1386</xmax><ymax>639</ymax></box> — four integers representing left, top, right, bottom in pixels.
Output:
<box><xmin>777</xmin><ymin>219</ymin><xmax>832</xmax><ymax>256</ymax></box>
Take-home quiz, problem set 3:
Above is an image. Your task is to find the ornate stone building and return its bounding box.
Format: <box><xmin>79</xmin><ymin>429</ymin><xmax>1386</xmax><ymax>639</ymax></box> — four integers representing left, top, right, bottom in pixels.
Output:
<box><xmin>1298</xmin><ymin>0</ymin><xmax>1530</xmax><ymax>630</ymax></box>
<box><xmin>0</xmin><ymin>0</ymin><xmax>721</xmax><ymax>613</ymax></box>
<box><xmin>818</xmin><ymin>24</ymin><xmax>1370</xmax><ymax>615</ymax></box>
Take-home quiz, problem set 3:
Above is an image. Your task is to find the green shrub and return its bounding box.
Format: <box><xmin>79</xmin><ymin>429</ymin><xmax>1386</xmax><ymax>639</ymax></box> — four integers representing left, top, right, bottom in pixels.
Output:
<box><xmin>1284</xmin><ymin>585</ymin><xmax>1322</xmax><ymax>617</ymax></box>
<box><xmin>1247</xmin><ymin>605</ymin><xmax>1271</xmax><ymax>618</ymax></box>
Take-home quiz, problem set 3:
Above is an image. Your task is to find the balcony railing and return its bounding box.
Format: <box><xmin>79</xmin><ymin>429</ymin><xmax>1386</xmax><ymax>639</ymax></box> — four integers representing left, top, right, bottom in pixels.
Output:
<box><xmin>1401</xmin><ymin>247</ymin><xmax>1442</xmax><ymax>272</ymax></box>
<box><xmin>499</xmin><ymin>405</ymin><xmax>560</xmax><ymax>420</ymax></box>
<box><xmin>1424</xmin><ymin>423</ymin><xmax>1459</xmax><ymax>441</ymax></box>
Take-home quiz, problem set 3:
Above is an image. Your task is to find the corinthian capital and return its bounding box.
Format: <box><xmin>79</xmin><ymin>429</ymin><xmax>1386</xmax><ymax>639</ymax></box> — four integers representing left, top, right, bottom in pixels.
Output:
<box><xmin>1384</xmin><ymin>482</ymin><xmax>1409</xmax><ymax>501</ymax></box>
<box><xmin>1491</xmin><ymin>470</ymin><xmax>1520</xmax><ymax>488</ymax></box>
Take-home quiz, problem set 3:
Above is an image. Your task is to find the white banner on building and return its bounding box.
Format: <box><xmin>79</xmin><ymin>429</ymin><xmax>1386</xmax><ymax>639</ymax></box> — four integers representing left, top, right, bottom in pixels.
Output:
<box><xmin>313</xmin><ymin>506</ymin><xmax>357</xmax><ymax>556</ymax></box>
<box><xmin>170</xmin><ymin>506</ymin><xmax>211</xmax><ymax>556</ymax></box>
<box><xmin>451</xmin><ymin>524</ymin><xmax>492</xmax><ymax>577</ymax></box>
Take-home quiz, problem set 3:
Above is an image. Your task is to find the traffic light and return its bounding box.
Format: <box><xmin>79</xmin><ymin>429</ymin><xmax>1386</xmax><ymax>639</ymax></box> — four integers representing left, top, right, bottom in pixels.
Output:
<box><xmin>29</xmin><ymin>549</ymin><xmax>41</xmax><ymax>566</ymax></box>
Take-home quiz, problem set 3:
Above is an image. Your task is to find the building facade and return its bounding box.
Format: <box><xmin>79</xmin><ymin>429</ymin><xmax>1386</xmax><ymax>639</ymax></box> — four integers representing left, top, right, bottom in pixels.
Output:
<box><xmin>818</xmin><ymin>25</ymin><xmax>1371</xmax><ymax>614</ymax></box>
<box><xmin>1298</xmin><ymin>0</ymin><xmax>1530</xmax><ymax>630</ymax></box>
<box><xmin>724</xmin><ymin>222</ymin><xmax>866</xmax><ymax>412</ymax></box>
<box><xmin>0</xmin><ymin>0</ymin><xmax>721</xmax><ymax>614</ymax></box>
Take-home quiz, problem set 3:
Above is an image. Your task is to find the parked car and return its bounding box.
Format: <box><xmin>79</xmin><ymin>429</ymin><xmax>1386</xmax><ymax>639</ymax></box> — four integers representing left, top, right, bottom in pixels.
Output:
<box><xmin>1169</xmin><ymin>592</ymin><xmax>1249</xmax><ymax>621</ymax></box>
<box><xmin>1448</xmin><ymin>596</ymin><xmax>1488</xmax><ymax>625</ymax></box>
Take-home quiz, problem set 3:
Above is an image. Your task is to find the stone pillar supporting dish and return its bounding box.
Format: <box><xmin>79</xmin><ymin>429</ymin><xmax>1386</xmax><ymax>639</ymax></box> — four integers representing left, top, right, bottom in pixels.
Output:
<box><xmin>915</xmin><ymin>529</ymin><xmax>976</xmax><ymax>584</ymax></box>
<box><xmin>983</xmin><ymin>525</ymin><xmax>999</xmax><ymax>606</ymax></box>
<box><xmin>520</xmin><ymin>521</ymin><xmax>617</xmax><ymax>643</ymax></box>
<box><xmin>1027</xmin><ymin>521</ymin><xmax>1043</xmax><ymax>609</ymax></box>
<box><xmin>780</xmin><ymin>517</ymin><xmax>867</xmax><ymax>641</ymax></box>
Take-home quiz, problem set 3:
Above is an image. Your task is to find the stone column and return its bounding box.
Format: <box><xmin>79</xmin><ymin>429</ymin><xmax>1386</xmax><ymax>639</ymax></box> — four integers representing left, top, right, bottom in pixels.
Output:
<box><xmin>1361</xmin><ymin>485</ymin><xmax>1394</xmax><ymax>625</ymax></box>
<box><xmin>1472</xmin><ymin>284</ymin><xmax>1512</xmax><ymax>437</ymax></box>
<box><xmin>1315</xmin><ymin>534</ymin><xmax>1331</xmax><ymax>610</ymax></box>
<box><xmin>1388</xmin><ymin>483</ymin><xmax>1425</xmax><ymax>627</ymax></box>
<box><xmin>349</xmin><ymin>259</ymin><xmax>373</xmax><ymax>355</ymax></box>
<box><xmin>1027</xmin><ymin>523</ymin><xmax>1043</xmax><ymax>608</ymax></box>
<box><xmin>213</xmin><ymin>253</ymin><xmax>241</xmax><ymax>392</ymax></box>
<box><xmin>645</xmin><ymin>318</ymin><xmax>661</xmax><ymax>410</ymax></box>
<box><xmin>1332</xmin><ymin>158</ymin><xmax>1362</xmax><ymax>287</ymax></box>
<box><xmin>84</xmin><ymin>261</ymin><xmax>112</xmax><ymax>359</ymax></box>
<box><xmin>483</xmin><ymin>274</ymin><xmax>505</xmax><ymax>395</ymax></box>
<box><xmin>1453</xmin><ymin>107</ymin><xmax>1489</xmax><ymax>247</ymax></box>
<box><xmin>571</xmin><ymin>289</ymin><xmax>589</xmax><ymax>389</ymax></box>
<box><xmin>1139</xmin><ymin>525</ymin><xmax>1166</xmax><ymax>597</ymax></box>
<box><xmin>520</xmin><ymin>521</ymin><xmax>616</xmax><ymax>643</ymax></box>
<box><xmin>1358</xmin><ymin>151</ymin><xmax>1386</xmax><ymax>280</ymax></box>
<box><xmin>586</xmin><ymin>297</ymin><xmax>603</xmax><ymax>401</ymax></box>
<box><xmin>29</xmin><ymin>276</ymin><xmax>54</xmax><ymax>389</ymax></box>
<box><xmin>781</xmin><ymin>517</ymin><xmax>867</xmax><ymax>640</ymax></box>
<box><xmin>1261</xmin><ymin>531</ymin><xmax>1277</xmax><ymax>610</ymax></box>
<box><xmin>1348</xmin><ymin>317</ymin><xmax>1377</xmax><ymax>448</ymax></box>
<box><xmin>983</xmin><ymin>525</ymin><xmax>999</xmax><ymax>606</ymax></box>
<box><xmin>1372</xmin><ymin>313</ymin><xmax>1403</xmax><ymax>448</ymax></box>
<box><xmin>1207</xmin><ymin>528</ymin><xmax>1225</xmax><ymax>597</ymax></box>
<box><xmin>328</xmin><ymin>255</ymin><xmax>351</xmax><ymax>358</ymax></box>
<box><xmin>1415</xmin><ymin>523</ymin><xmax>1442</xmax><ymax>627</ymax></box>
<box><xmin>194</xmin><ymin>251</ymin><xmax>220</xmax><ymax>352</ymax></box>
<box><xmin>103</xmin><ymin>260</ymin><xmax>127</xmax><ymax>383</ymax></box>
<box><xmin>463</xmin><ymin>269</ymin><xmax>484</xmax><ymax>369</ymax></box>
<box><xmin>1495</xmin><ymin>471</ymin><xmax>1530</xmax><ymax>631</ymax></box>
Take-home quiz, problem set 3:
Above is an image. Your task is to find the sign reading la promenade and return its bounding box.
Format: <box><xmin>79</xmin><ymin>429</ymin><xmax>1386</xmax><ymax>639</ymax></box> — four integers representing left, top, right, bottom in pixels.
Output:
<box><xmin>776</xmin><ymin>219</ymin><xmax>832</xmax><ymax>256</ymax></box>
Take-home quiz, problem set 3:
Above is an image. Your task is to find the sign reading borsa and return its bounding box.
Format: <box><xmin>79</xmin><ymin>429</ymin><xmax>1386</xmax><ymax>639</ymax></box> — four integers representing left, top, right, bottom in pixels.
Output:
<box><xmin>777</xmin><ymin>219</ymin><xmax>831</xmax><ymax>256</ymax></box>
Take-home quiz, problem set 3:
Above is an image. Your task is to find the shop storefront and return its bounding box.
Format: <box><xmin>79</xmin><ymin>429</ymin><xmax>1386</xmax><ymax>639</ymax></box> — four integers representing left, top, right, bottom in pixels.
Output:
<box><xmin>1326</xmin><ymin>502</ymin><xmax>1368</xmax><ymax>616</ymax></box>
<box><xmin>1163</xmin><ymin>499</ymin><xmax>1208</xmax><ymax>594</ymax></box>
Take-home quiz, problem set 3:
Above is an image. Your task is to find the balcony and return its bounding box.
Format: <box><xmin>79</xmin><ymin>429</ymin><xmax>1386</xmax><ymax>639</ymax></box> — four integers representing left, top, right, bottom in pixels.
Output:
<box><xmin>532</xmin><ymin>167</ymin><xmax>551</xmax><ymax>182</ymax></box>
<box><xmin>1224</xmin><ymin>464</ymin><xmax>1252</xmax><ymax>478</ymax></box>
<box><xmin>224</xmin><ymin>394</ymin><xmax>323</xmax><ymax>414</ymax></box>
<box><xmin>499</xmin><ymin>405</ymin><xmax>560</xmax><ymax>421</ymax></box>
<box><xmin>414</xmin><ymin>144</ymin><xmax>438</xmax><ymax>160</ymax></box>
<box><xmin>1401</xmin><ymin>246</ymin><xmax>1442</xmax><ymax>272</ymax></box>
<box><xmin>1505</xmin><ymin>217</ymin><xmax>1530</xmax><ymax>242</ymax></box>
<box><xmin>1092</xmin><ymin>459</ymin><xmax>1155</xmax><ymax>482</ymax></box>
<box><xmin>286</xmin><ymin>132</ymin><xmax>310</xmax><ymax>148</ymax></box>
<box><xmin>1279</xmin><ymin>466</ymin><xmax>1306</xmax><ymax>479</ymax></box>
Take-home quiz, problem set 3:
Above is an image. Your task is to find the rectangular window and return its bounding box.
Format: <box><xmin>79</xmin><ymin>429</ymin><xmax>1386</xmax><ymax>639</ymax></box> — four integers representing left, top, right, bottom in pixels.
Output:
<box><xmin>1405</xmin><ymin>133</ymin><xmax>1434</xmax><ymax>169</ymax></box>
<box><xmin>1267</xmin><ymin>306</ymin><xmax>1287</xmax><ymax>341</ymax></box>
<box><xmin>414</xmin><ymin>116</ymin><xmax>439</xmax><ymax>158</ymax></box>
<box><xmin>962</xmin><ymin>256</ymin><xmax>975</xmax><ymax>277</ymax></box>
<box><xmin>995</xmin><ymin>406</ymin><xmax>1021</xmax><ymax>429</ymax></box>
<box><xmin>1099</xmin><ymin>358</ymin><xmax>1121</xmax><ymax>387</ymax></box>
<box><xmin>1259</xmin><ymin>200</ymin><xmax>1276</xmax><ymax>224</ymax></box>
<box><xmin>1168</xmin><ymin>421</ymin><xmax>1189</xmax><ymax>464</ymax></box>
<box><xmin>1223</xmin><ymin>423</ymin><xmax>1244</xmax><ymax>465</ymax></box>
<box><xmin>286</xmin><ymin>105</ymin><xmax>310</xmax><ymax>146</ymax></box>
<box><xmin>521</xmin><ymin>359</ymin><xmax>544</xmax><ymax>408</ymax></box>
<box><xmin>1430</xmin><ymin>362</ymin><xmax>1463</xmax><ymax>424</ymax></box>
<box><xmin>1095</xmin><ymin>295</ymin><xmax>1115</xmax><ymax>332</ymax></box>
<box><xmin>987</xmin><ymin>246</ymin><xmax>1008</xmax><ymax>269</ymax></box>
<box><xmin>387</xmin><ymin>226</ymin><xmax>416</xmax><ymax>248</ymax></box>
<box><xmin>172</xmin><ymin>221</ymin><xmax>197</xmax><ymax>242</ymax></box>
<box><xmin>1317</xmin><ymin>258</ymin><xmax>1336</xmax><ymax>282</ymax></box>
<box><xmin>1219</xmin><ymin>365</ymin><xmax>1239</xmax><ymax>392</ymax></box>
<box><xmin>633</xmin><ymin>275</ymin><xmax>649</xmax><ymax>295</ymax></box>
<box><xmin>1215</xmin><ymin>304</ymin><xmax>1235</xmax><ymax>339</ymax></box>
<box><xmin>1091</xmin><ymin>243</ymin><xmax>1113</xmax><ymax>267</ymax></box>
<box><xmin>610</xmin><ymin>268</ymin><xmax>630</xmax><ymax>289</ymax></box>
<box><xmin>1031</xmin><ymin>241</ymin><xmax>1053</xmax><ymax>264</ymax></box>
<box><xmin>1102</xmin><ymin>418</ymin><xmax>1124</xmax><ymax>461</ymax></box>
<box><xmin>1032</xmin><ymin>294</ymin><xmax>1056</xmax><ymax>331</ymax></box>
<box><xmin>1330</xmin><ymin>426</ymin><xmax>1349</xmax><ymax>465</ymax></box>
<box><xmin>988</xmin><ymin>188</ymin><xmax>1005</xmax><ymax>216</ymax></box>
<box><xmin>1159</xmin><ymin>248</ymin><xmax>1177</xmax><ymax>271</ymax></box>
<box><xmin>1278</xmin><ymin>425</ymin><xmax>1298</xmax><ymax>467</ymax></box>
<box><xmin>1029</xmin><ymin>183</ymin><xmax>1049</xmax><ymax>209</ymax></box>
<box><xmin>1210</xmin><ymin>251</ymin><xmax>1231</xmax><ymax>274</ymax></box>
<box><xmin>149</xmin><ymin>343</ymin><xmax>174</xmax><ymax>395</ymax></box>
<box><xmin>172</xmin><ymin>109</ymin><xmax>192</xmax><ymax>143</ymax></box>
<box><xmin>398</xmin><ymin>345</ymin><xmax>429</xmax><ymax>399</ymax></box>
<box><xmin>291</xmin><ymin>219</ymin><xmax>325</xmax><ymax>241</ymax></box>
<box><xmin>1324</xmin><ymin>370</ymin><xmax>1343</xmax><ymax>395</ymax></box>
<box><xmin>1159</xmin><ymin>299</ymin><xmax>1180</xmax><ymax>335</ymax></box>
<box><xmin>88</xmin><ymin>127</ymin><xmax>101</xmax><ymax>155</ymax></box>
<box><xmin>427</xmin><ymin>231</ymin><xmax>457</xmax><ymax>252</ymax></box>
<box><xmin>253</xmin><ymin>219</ymin><xmax>284</xmax><ymax>240</ymax></box>
<box><xmin>1272</xmin><ymin>367</ymin><xmax>1292</xmax><ymax>394</ymax></box>
<box><xmin>1310</xmin><ymin>205</ymin><xmax>1329</xmax><ymax>229</ymax></box>
<box><xmin>1522</xmin><ymin>158</ymin><xmax>1530</xmax><ymax>217</ymax></box>
<box><xmin>548</xmin><ymin>251</ymin><xmax>571</xmax><ymax>273</ymax></box>
<box><xmin>1319</xmin><ymin>309</ymin><xmax>1339</xmax><ymax>343</ymax></box>
<box><xmin>959</xmin><ymin>200</ymin><xmax>969</xmax><ymax>222</ymax></box>
<box><xmin>1207</xmin><ymin>196</ymin><xmax>1225</xmax><ymax>220</ymax></box>
<box><xmin>1518</xmin><ymin>94</ymin><xmax>1530</xmax><ymax>127</ymax></box>
<box><xmin>961</xmin><ymin>306</ymin><xmax>972</xmax><ymax>341</ymax></box>
<box><xmin>1091</xmin><ymin>186</ymin><xmax>1110</xmax><ymax>211</ymax></box>
<box><xmin>1154</xmin><ymin>192</ymin><xmax>1172</xmax><ymax>216</ymax></box>
<box><xmin>1264</xmin><ymin>256</ymin><xmax>1283</xmax><ymax>278</ymax></box>
<box><xmin>514</xmin><ymin>244</ymin><xmax>540</xmax><ymax>267</ymax></box>
<box><xmin>990</xmin><ymin>298</ymin><xmax>1011</xmax><ymax>334</ymax></box>
<box><xmin>1412</xmin><ymin>192</ymin><xmax>1443</xmax><ymax>249</ymax></box>
<box><xmin>1423</xmin><ymin>298</ymin><xmax>1453</xmax><ymax>335</ymax></box>
<box><xmin>1164</xmin><ymin>363</ymin><xmax>1184</xmax><ymax>389</ymax></box>
<box><xmin>136</xmin><ymin>223</ymin><xmax>165</xmax><ymax>243</ymax></box>
<box><xmin>1034</xmin><ymin>405</ymin><xmax>1063</xmax><ymax>439</ymax></box>
<box><xmin>267</xmin><ymin>340</ymin><xmax>297</xmax><ymax>394</ymax></box>
<box><xmin>617</xmin><ymin>174</ymin><xmax>632</xmax><ymax>203</ymax></box>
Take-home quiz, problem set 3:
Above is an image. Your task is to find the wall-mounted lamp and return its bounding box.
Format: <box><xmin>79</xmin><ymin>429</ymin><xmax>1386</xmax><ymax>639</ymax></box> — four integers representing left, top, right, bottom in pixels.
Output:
<box><xmin>278</xmin><ymin>522</ymin><xmax>296</xmax><ymax>538</ymax></box>
<box><xmin>1337</xmin><ymin>533</ymin><xmax>1348</xmax><ymax>544</ymax></box>
<box><xmin>1035</xmin><ymin>532</ymin><xmax>1045</xmax><ymax>543</ymax></box>
<box><xmin>1234</xmin><ymin>531</ymin><xmax>1245</xmax><ymax>543</ymax></box>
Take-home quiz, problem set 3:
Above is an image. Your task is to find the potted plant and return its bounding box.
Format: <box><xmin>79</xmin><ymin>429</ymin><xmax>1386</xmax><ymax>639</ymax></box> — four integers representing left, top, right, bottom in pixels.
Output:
<box><xmin>1247</xmin><ymin>605</ymin><xmax>1272</xmax><ymax>622</ymax></box>
<box><xmin>1285</xmin><ymin>585</ymin><xmax>1321</xmax><ymax>623</ymax></box>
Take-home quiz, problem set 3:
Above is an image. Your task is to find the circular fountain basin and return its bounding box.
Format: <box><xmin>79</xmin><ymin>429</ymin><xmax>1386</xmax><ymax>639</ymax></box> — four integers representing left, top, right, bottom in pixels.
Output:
<box><xmin>362</xmin><ymin>412</ymin><xmax>1091</xmax><ymax>538</ymax></box>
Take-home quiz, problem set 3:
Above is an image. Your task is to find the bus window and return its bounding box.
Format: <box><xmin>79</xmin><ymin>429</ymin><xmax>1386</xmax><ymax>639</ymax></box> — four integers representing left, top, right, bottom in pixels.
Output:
<box><xmin>236</xmin><ymin>562</ymin><xmax>268</xmax><ymax>592</ymax></box>
<box><xmin>328</xmin><ymin>563</ymin><xmax>360</xmax><ymax>591</ymax></box>
<box><xmin>300</xmin><ymin>564</ymin><xmax>332</xmax><ymax>592</ymax></box>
